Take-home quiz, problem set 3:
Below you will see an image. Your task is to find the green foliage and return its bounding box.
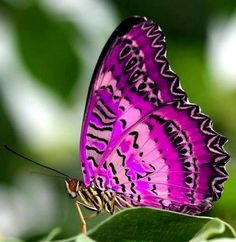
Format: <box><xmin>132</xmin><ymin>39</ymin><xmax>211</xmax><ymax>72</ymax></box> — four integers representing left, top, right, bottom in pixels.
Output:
<box><xmin>112</xmin><ymin>0</ymin><xmax>208</xmax><ymax>41</ymax></box>
<box><xmin>10</xmin><ymin>2</ymin><xmax>80</xmax><ymax>102</ymax></box>
<box><xmin>0</xmin><ymin>97</ymin><xmax>21</xmax><ymax>183</ymax></box>
<box><xmin>86</xmin><ymin>208</ymin><xmax>236</xmax><ymax>242</ymax></box>
<box><xmin>20</xmin><ymin>208</ymin><xmax>235</xmax><ymax>242</ymax></box>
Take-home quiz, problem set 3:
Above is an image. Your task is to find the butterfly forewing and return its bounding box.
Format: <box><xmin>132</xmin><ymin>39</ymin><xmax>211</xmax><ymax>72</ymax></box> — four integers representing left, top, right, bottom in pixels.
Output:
<box><xmin>80</xmin><ymin>17</ymin><xmax>186</xmax><ymax>184</ymax></box>
<box><xmin>80</xmin><ymin>16</ymin><xmax>229</xmax><ymax>214</ymax></box>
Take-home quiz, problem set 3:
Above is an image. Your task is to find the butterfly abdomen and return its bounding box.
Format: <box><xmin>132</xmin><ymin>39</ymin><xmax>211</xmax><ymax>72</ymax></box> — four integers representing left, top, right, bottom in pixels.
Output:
<box><xmin>77</xmin><ymin>183</ymin><xmax>123</xmax><ymax>214</ymax></box>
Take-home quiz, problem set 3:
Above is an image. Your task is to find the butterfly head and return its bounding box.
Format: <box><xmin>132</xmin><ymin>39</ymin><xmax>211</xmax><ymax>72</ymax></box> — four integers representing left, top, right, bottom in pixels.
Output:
<box><xmin>65</xmin><ymin>177</ymin><xmax>81</xmax><ymax>199</ymax></box>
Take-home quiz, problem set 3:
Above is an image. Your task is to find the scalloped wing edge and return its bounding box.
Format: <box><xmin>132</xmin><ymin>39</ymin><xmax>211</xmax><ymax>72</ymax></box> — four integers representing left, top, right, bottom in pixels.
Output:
<box><xmin>173</xmin><ymin>100</ymin><xmax>230</xmax><ymax>202</ymax></box>
<box><xmin>140</xmin><ymin>18</ymin><xmax>187</xmax><ymax>101</ymax></box>
<box><xmin>139</xmin><ymin>16</ymin><xmax>229</xmax><ymax>202</ymax></box>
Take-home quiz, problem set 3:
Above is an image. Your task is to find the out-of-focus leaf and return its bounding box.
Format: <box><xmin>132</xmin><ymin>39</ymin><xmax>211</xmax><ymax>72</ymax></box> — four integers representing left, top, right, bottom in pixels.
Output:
<box><xmin>0</xmin><ymin>238</ymin><xmax>24</xmax><ymax>242</ymax></box>
<box><xmin>40</xmin><ymin>233</ymin><xmax>95</xmax><ymax>242</ymax></box>
<box><xmin>87</xmin><ymin>208</ymin><xmax>235</xmax><ymax>242</ymax></box>
<box><xmin>0</xmin><ymin>95</ymin><xmax>22</xmax><ymax>183</ymax></box>
<box><xmin>10</xmin><ymin>3</ymin><xmax>79</xmax><ymax>102</ymax></box>
<box><xmin>112</xmin><ymin>0</ymin><xmax>207</xmax><ymax>41</ymax></box>
<box><xmin>39</xmin><ymin>227</ymin><xmax>61</xmax><ymax>242</ymax></box>
<box><xmin>190</xmin><ymin>218</ymin><xmax>236</xmax><ymax>242</ymax></box>
<box><xmin>208</xmin><ymin>239</ymin><xmax>236</xmax><ymax>242</ymax></box>
<box><xmin>75</xmin><ymin>234</ymin><xmax>95</xmax><ymax>242</ymax></box>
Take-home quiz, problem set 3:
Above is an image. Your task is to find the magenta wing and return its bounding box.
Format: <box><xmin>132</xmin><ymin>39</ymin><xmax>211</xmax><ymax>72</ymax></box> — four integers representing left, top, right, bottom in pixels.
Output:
<box><xmin>80</xmin><ymin>16</ymin><xmax>186</xmax><ymax>185</ymax></box>
<box><xmin>80</xmin><ymin>16</ymin><xmax>229</xmax><ymax>214</ymax></box>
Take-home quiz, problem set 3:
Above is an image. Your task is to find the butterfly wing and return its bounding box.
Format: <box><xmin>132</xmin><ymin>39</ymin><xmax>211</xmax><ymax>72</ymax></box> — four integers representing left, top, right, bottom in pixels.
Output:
<box><xmin>80</xmin><ymin>16</ymin><xmax>229</xmax><ymax>214</ymax></box>
<box><xmin>80</xmin><ymin>17</ymin><xmax>187</xmax><ymax>186</ymax></box>
<box><xmin>94</xmin><ymin>100</ymin><xmax>229</xmax><ymax>214</ymax></box>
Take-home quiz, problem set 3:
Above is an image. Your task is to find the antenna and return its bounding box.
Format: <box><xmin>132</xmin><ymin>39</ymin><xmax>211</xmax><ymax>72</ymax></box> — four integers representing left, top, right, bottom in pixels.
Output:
<box><xmin>4</xmin><ymin>145</ymin><xmax>71</xmax><ymax>179</ymax></box>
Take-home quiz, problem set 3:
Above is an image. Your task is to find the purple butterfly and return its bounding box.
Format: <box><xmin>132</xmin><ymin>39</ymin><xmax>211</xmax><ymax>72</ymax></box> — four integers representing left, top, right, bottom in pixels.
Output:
<box><xmin>65</xmin><ymin>16</ymin><xmax>229</xmax><ymax>233</ymax></box>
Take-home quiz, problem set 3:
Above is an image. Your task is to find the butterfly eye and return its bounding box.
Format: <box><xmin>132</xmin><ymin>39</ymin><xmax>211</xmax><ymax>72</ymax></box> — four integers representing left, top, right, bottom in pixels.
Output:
<box><xmin>65</xmin><ymin>178</ymin><xmax>79</xmax><ymax>199</ymax></box>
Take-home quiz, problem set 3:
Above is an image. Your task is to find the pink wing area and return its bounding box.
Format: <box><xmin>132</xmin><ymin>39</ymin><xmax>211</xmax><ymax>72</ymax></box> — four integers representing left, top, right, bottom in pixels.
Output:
<box><xmin>94</xmin><ymin>100</ymin><xmax>229</xmax><ymax>214</ymax></box>
<box><xmin>80</xmin><ymin>17</ymin><xmax>186</xmax><ymax>185</ymax></box>
<box><xmin>79</xmin><ymin>16</ymin><xmax>229</xmax><ymax>214</ymax></box>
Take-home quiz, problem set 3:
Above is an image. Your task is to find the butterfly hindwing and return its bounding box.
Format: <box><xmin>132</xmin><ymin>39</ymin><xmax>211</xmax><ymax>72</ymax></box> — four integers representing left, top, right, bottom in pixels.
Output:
<box><xmin>94</xmin><ymin>100</ymin><xmax>229</xmax><ymax>214</ymax></box>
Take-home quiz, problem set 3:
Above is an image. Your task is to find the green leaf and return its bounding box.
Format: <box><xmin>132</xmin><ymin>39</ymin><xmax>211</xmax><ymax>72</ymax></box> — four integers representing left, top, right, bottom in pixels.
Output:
<box><xmin>190</xmin><ymin>218</ymin><xmax>236</xmax><ymax>242</ymax></box>
<box><xmin>10</xmin><ymin>3</ymin><xmax>79</xmax><ymax>102</ymax></box>
<box><xmin>39</xmin><ymin>227</ymin><xmax>61</xmax><ymax>242</ymax></box>
<box><xmin>75</xmin><ymin>234</ymin><xmax>96</xmax><ymax>242</ymax></box>
<box><xmin>86</xmin><ymin>208</ymin><xmax>236</xmax><ymax>242</ymax></box>
<box><xmin>30</xmin><ymin>208</ymin><xmax>235</xmax><ymax>242</ymax></box>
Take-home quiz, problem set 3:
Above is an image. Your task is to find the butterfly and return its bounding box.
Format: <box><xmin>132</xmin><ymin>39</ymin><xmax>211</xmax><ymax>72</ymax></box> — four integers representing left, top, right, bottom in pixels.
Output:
<box><xmin>64</xmin><ymin>16</ymin><xmax>230</xmax><ymax>233</ymax></box>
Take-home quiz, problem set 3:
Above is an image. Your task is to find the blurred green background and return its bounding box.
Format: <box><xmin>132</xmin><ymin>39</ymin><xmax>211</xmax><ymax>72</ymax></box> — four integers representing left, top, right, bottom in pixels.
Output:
<box><xmin>0</xmin><ymin>0</ymin><xmax>235</xmax><ymax>241</ymax></box>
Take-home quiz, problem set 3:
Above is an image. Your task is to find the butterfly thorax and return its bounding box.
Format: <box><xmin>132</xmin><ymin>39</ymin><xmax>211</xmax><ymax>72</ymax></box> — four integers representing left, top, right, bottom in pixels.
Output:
<box><xmin>65</xmin><ymin>178</ymin><xmax>129</xmax><ymax>214</ymax></box>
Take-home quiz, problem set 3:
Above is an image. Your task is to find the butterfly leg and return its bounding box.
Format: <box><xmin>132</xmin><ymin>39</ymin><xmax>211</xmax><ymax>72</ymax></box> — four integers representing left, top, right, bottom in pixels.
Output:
<box><xmin>84</xmin><ymin>211</ymin><xmax>99</xmax><ymax>221</ymax></box>
<box><xmin>115</xmin><ymin>196</ymin><xmax>132</xmax><ymax>208</ymax></box>
<box><xmin>75</xmin><ymin>202</ymin><xmax>87</xmax><ymax>234</ymax></box>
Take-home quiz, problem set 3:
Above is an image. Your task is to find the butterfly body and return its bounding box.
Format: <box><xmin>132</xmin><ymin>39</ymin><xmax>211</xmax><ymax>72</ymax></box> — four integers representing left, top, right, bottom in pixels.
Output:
<box><xmin>65</xmin><ymin>178</ymin><xmax>128</xmax><ymax>215</ymax></box>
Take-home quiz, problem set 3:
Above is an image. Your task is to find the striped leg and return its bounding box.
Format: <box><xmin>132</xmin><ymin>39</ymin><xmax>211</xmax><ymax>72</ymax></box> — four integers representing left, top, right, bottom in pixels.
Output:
<box><xmin>115</xmin><ymin>196</ymin><xmax>133</xmax><ymax>208</ymax></box>
<box><xmin>84</xmin><ymin>211</ymin><xmax>99</xmax><ymax>221</ymax></box>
